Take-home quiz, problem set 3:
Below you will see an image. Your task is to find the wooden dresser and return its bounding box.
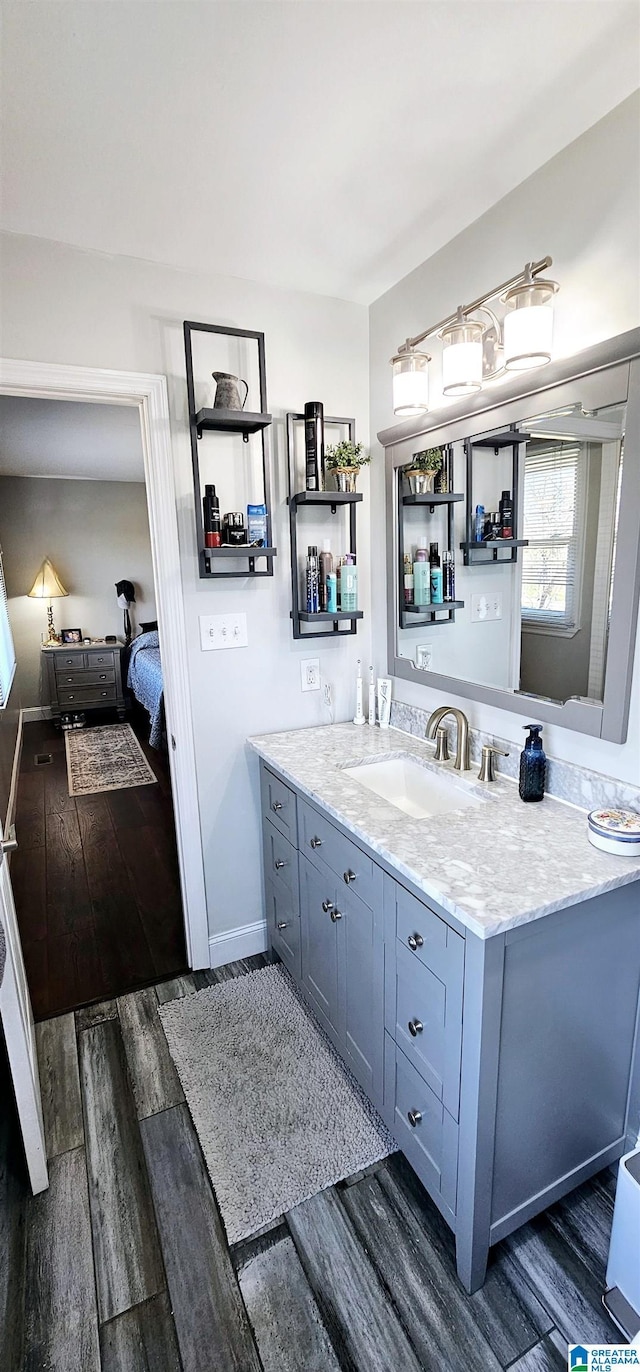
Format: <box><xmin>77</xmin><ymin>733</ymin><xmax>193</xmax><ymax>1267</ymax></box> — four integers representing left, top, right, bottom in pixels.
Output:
<box><xmin>42</xmin><ymin>642</ymin><xmax>127</xmax><ymax>725</ymax></box>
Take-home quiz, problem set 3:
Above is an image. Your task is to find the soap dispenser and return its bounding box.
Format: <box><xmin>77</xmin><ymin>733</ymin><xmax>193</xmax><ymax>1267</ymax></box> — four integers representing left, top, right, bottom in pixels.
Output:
<box><xmin>519</xmin><ymin>725</ymin><xmax>546</xmax><ymax>802</ymax></box>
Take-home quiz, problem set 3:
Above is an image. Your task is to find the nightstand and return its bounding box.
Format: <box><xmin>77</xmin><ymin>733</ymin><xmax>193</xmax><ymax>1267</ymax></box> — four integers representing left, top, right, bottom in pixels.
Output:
<box><xmin>42</xmin><ymin>642</ymin><xmax>127</xmax><ymax>726</ymax></box>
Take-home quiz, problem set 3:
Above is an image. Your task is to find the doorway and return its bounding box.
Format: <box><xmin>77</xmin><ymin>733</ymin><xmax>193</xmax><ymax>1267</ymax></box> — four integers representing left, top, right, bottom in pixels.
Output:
<box><xmin>0</xmin><ymin>358</ymin><xmax>208</xmax><ymax>1019</ymax></box>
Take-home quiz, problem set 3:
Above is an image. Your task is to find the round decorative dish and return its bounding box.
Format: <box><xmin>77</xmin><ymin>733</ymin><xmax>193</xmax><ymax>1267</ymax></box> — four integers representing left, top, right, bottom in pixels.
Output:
<box><xmin>587</xmin><ymin>807</ymin><xmax>640</xmax><ymax>856</ymax></box>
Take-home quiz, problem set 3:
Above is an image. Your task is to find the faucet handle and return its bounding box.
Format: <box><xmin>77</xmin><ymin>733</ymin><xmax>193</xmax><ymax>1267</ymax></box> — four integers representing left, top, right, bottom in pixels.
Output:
<box><xmin>478</xmin><ymin>744</ymin><xmax>509</xmax><ymax>783</ymax></box>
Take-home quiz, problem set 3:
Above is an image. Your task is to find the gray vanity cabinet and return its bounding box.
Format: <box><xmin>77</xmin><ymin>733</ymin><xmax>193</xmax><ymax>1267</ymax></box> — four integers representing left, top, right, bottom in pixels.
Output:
<box><xmin>299</xmin><ymin>855</ymin><xmax>341</xmax><ymax>1044</ymax></box>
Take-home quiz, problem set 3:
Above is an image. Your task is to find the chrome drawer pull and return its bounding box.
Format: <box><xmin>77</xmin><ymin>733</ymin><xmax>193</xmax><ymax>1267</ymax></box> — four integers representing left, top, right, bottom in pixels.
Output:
<box><xmin>322</xmin><ymin>899</ymin><xmax>334</xmax><ymax>913</ymax></box>
<box><xmin>330</xmin><ymin>908</ymin><xmax>343</xmax><ymax>922</ymax></box>
<box><xmin>277</xmin><ymin>921</ymin><xmax>288</xmax><ymax>931</ymax></box>
<box><xmin>310</xmin><ymin>836</ymin><xmax>322</xmax><ymax>849</ymax></box>
<box><xmin>407</xmin><ymin>933</ymin><xmax>424</xmax><ymax>951</ymax></box>
<box><xmin>274</xmin><ymin>859</ymin><xmax>285</xmax><ymax>870</ymax></box>
<box><xmin>408</xmin><ymin>1019</ymin><xmax>423</xmax><ymax>1037</ymax></box>
<box><xmin>99</xmin><ymin>674</ymin><xmax>107</xmax><ymax>680</ymax></box>
<box><xmin>408</xmin><ymin>1109</ymin><xmax>422</xmax><ymax>1128</ymax></box>
<box><xmin>343</xmin><ymin>870</ymin><xmax>356</xmax><ymax>884</ymax></box>
<box><xmin>272</xmin><ymin>801</ymin><xmax>283</xmax><ymax>813</ymax></box>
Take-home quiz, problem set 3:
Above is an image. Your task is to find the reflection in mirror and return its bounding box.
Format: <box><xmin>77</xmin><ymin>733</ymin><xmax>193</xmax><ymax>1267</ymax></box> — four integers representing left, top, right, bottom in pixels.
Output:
<box><xmin>396</xmin><ymin>398</ymin><xmax>625</xmax><ymax>706</ymax></box>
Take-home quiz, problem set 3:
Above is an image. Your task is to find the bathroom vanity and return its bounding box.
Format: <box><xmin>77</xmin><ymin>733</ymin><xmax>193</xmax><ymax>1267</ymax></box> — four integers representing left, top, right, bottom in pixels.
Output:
<box><xmin>251</xmin><ymin>722</ymin><xmax>640</xmax><ymax>1293</ymax></box>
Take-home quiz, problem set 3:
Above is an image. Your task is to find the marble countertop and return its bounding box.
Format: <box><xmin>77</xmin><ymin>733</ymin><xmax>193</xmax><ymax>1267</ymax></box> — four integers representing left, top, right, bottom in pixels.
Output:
<box><xmin>249</xmin><ymin>722</ymin><xmax>640</xmax><ymax>939</ymax></box>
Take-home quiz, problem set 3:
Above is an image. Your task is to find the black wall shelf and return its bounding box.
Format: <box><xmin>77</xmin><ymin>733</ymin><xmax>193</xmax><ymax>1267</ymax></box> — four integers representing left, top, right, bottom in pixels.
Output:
<box><xmin>286</xmin><ymin>413</ymin><xmax>362</xmax><ymax>640</ymax></box>
<box><xmin>397</xmin><ymin>452</ymin><xmax>463</xmax><ymax>629</ymax></box>
<box><xmin>402</xmin><ymin>492</ymin><xmax>464</xmax><ymax>506</ymax></box>
<box><xmin>184</xmin><ymin>320</ymin><xmax>276</xmax><ymax>580</ymax></box>
<box><xmin>462</xmin><ymin>425</ymin><xmax>529</xmax><ymax>566</ymax></box>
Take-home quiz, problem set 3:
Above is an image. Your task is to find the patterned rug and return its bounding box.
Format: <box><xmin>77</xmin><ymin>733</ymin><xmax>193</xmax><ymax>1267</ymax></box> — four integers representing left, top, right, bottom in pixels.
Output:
<box><xmin>65</xmin><ymin>723</ymin><xmax>157</xmax><ymax>796</ymax></box>
<box><xmin>158</xmin><ymin>964</ymin><xmax>395</xmax><ymax>1243</ymax></box>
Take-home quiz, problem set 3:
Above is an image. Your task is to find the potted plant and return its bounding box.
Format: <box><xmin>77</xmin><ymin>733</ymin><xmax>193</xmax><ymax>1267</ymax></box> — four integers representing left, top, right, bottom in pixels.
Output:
<box><xmin>403</xmin><ymin>447</ymin><xmax>443</xmax><ymax>495</ymax></box>
<box><xmin>324</xmin><ymin>440</ymin><xmax>370</xmax><ymax>493</ymax></box>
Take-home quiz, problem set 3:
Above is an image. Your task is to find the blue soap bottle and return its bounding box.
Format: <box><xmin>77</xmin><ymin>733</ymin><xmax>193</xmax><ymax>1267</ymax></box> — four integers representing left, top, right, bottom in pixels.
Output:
<box><xmin>519</xmin><ymin>724</ymin><xmax>546</xmax><ymax>802</ymax></box>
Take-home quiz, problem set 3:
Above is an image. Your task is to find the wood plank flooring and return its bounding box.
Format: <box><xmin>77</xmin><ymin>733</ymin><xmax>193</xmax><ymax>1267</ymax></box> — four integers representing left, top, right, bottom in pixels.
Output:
<box><xmin>10</xmin><ymin>717</ymin><xmax>187</xmax><ymax>1019</ymax></box>
<box><xmin>0</xmin><ymin>955</ymin><xmax>625</xmax><ymax>1371</ymax></box>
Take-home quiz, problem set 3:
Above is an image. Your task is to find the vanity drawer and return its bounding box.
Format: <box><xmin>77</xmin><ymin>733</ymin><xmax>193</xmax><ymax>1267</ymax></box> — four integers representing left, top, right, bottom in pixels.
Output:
<box><xmin>298</xmin><ymin>796</ymin><xmax>378</xmax><ymax>910</ymax></box>
<box><xmin>389</xmin><ymin>940</ymin><xmax>462</xmax><ymax>1119</ymax></box>
<box><xmin>57</xmin><ymin>685</ymin><xmax>117</xmax><ymax>707</ymax></box>
<box><xmin>265</xmin><ymin>877</ymin><xmax>300</xmax><ymax>980</ymax></box>
<box><xmin>263</xmin><ymin>821</ymin><xmax>297</xmax><ymax>900</ymax></box>
<box><xmin>384</xmin><ymin>1035</ymin><xmax>458</xmax><ymax>1217</ymax></box>
<box><xmin>86</xmin><ymin>649</ymin><xmax>117</xmax><ymax>669</ymax></box>
<box><xmin>55</xmin><ymin>668</ymin><xmax>116</xmax><ymax>688</ymax></box>
<box><xmin>394</xmin><ymin>882</ymin><xmax>464</xmax><ymax>994</ymax></box>
<box><xmin>55</xmin><ymin>652</ymin><xmax>87</xmax><ymax>672</ymax></box>
<box><xmin>260</xmin><ymin>767</ymin><xmax>298</xmax><ymax>846</ymax></box>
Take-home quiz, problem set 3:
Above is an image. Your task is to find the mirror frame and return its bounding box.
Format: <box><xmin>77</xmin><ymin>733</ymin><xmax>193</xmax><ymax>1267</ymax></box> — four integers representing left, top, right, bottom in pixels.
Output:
<box><xmin>379</xmin><ymin>328</ymin><xmax>640</xmax><ymax>743</ymax></box>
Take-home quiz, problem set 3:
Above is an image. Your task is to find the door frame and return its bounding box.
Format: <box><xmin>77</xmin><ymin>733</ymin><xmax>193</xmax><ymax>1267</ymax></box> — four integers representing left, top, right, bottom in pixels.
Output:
<box><xmin>0</xmin><ymin>356</ymin><xmax>209</xmax><ymax>969</ymax></box>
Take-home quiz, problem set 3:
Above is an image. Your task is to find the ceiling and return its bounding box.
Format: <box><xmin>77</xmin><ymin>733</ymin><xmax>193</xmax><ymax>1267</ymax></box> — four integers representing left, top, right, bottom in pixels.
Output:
<box><xmin>1</xmin><ymin>2</ymin><xmax>638</xmax><ymax>304</ymax></box>
<box><xmin>0</xmin><ymin>397</ymin><xmax>145</xmax><ymax>481</ymax></box>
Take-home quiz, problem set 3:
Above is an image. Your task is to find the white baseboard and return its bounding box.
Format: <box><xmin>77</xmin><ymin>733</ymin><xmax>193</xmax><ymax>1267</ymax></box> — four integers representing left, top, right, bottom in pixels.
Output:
<box><xmin>22</xmin><ymin>706</ymin><xmax>51</xmax><ymax>722</ymax></box>
<box><xmin>208</xmin><ymin>919</ymin><xmax>268</xmax><ymax>969</ymax></box>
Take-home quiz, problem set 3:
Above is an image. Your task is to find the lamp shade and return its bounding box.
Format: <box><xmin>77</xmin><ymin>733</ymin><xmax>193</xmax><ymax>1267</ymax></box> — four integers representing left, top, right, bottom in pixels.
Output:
<box><xmin>391</xmin><ymin>349</ymin><xmax>430</xmax><ymax>417</ymax></box>
<box><xmin>503</xmin><ymin>275</ymin><xmax>558</xmax><ymax>371</ymax></box>
<box><xmin>440</xmin><ymin>310</ymin><xmax>483</xmax><ymax>397</ymax></box>
<box><xmin>28</xmin><ymin>558</ymin><xmax>68</xmax><ymax>600</ymax></box>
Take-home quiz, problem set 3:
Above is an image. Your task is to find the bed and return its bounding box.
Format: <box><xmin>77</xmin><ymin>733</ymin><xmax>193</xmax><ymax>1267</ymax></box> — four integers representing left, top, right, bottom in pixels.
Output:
<box><xmin>127</xmin><ymin>629</ymin><xmax>164</xmax><ymax>747</ymax></box>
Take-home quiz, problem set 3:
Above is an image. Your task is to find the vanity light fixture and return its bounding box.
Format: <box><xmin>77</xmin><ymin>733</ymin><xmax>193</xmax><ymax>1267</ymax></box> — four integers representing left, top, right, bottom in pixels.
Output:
<box><xmin>391</xmin><ymin>257</ymin><xmax>558</xmax><ymax>415</ymax></box>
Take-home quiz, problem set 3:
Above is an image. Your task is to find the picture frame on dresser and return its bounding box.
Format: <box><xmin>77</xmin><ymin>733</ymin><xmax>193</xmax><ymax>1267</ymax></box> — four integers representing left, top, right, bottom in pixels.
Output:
<box><xmin>60</xmin><ymin>628</ymin><xmax>82</xmax><ymax>644</ymax></box>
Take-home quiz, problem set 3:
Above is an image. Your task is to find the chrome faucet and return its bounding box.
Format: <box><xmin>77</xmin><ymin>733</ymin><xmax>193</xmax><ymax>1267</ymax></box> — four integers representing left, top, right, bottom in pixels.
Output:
<box><xmin>426</xmin><ymin>706</ymin><xmax>471</xmax><ymax>772</ymax></box>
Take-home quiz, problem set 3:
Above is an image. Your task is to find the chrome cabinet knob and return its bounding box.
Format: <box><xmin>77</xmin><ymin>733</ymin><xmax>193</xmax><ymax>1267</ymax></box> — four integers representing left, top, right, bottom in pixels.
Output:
<box><xmin>272</xmin><ymin>801</ymin><xmax>283</xmax><ymax>812</ymax></box>
<box><xmin>408</xmin><ymin>1109</ymin><xmax>422</xmax><ymax>1128</ymax></box>
<box><xmin>330</xmin><ymin>909</ymin><xmax>343</xmax><ymax>922</ymax></box>
<box><xmin>343</xmin><ymin>870</ymin><xmax>356</xmax><ymax>884</ymax></box>
<box><xmin>407</xmin><ymin>933</ymin><xmax>424</xmax><ymax>951</ymax></box>
<box><xmin>276</xmin><ymin>921</ymin><xmax>288</xmax><ymax>931</ymax></box>
<box><xmin>322</xmin><ymin>899</ymin><xmax>334</xmax><ymax>913</ymax></box>
<box><xmin>310</xmin><ymin>836</ymin><xmax>322</xmax><ymax>849</ymax></box>
<box><xmin>408</xmin><ymin>1019</ymin><xmax>423</xmax><ymax>1037</ymax></box>
<box><xmin>274</xmin><ymin>859</ymin><xmax>285</xmax><ymax>870</ymax></box>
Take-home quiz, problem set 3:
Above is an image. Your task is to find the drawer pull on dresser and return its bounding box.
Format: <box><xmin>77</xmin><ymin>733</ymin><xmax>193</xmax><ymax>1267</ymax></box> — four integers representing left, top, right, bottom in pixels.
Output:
<box><xmin>343</xmin><ymin>869</ymin><xmax>356</xmax><ymax>884</ymax></box>
<box><xmin>408</xmin><ymin>1018</ymin><xmax>424</xmax><ymax>1037</ymax></box>
<box><xmin>310</xmin><ymin>836</ymin><xmax>323</xmax><ymax>849</ymax></box>
<box><xmin>408</xmin><ymin>933</ymin><xmax>424</xmax><ymax>951</ymax></box>
<box><xmin>322</xmin><ymin>899</ymin><xmax>334</xmax><ymax>913</ymax></box>
<box><xmin>330</xmin><ymin>908</ymin><xmax>343</xmax><ymax>923</ymax></box>
<box><xmin>408</xmin><ymin>1109</ymin><xmax>422</xmax><ymax>1128</ymax></box>
<box><xmin>272</xmin><ymin>801</ymin><xmax>283</xmax><ymax>813</ymax></box>
<box><xmin>274</xmin><ymin>859</ymin><xmax>286</xmax><ymax>870</ymax></box>
<box><xmin>276</xmin><ymin>921</ymin><xmax>289</xmax><ymax>931</ymax></box>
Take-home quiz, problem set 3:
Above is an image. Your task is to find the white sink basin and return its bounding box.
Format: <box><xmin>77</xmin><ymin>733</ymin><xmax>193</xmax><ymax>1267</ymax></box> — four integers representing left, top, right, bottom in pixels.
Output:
<box><xmin>343</xmin><ymin>756</ymin><xmax>483</xmax><ymax>819</ymax></box>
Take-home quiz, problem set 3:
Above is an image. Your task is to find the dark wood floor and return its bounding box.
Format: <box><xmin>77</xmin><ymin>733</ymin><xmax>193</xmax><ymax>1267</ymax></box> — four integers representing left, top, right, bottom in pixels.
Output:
<box><xmin>0</xmin><ymin>954</ymin><xmax>624</xmax><ymax>1372</ymax></box>
<box><xmin>10</xmin><ymin>715</ymin><xmax>187</xmax><ymax>1020</ymax></box>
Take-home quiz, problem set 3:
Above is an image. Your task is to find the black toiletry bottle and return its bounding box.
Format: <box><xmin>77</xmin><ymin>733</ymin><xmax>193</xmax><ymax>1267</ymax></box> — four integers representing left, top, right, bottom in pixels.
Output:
<box><xmin>519</xmin><ymin>725</ymin><xmax>546</xmax><ymax>802</ymax></box>
<box><xmin>203</xmin><ymin>484</ymin><xmax>221</xmax><ymax>548</ymax></box>
<box><xmin>499</xmin><ymin>489</ymin><xmax>514</xmax><ymax>539</ymax></box>
<box><xmin>304</xmin><ymin>401</ymin><xmax>325</xmax><ymax>491</ymax></box>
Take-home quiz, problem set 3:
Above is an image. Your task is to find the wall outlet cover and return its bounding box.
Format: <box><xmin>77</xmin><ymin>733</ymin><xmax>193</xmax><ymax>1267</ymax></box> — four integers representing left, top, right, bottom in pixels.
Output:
<box><xmin>415</xmin><ymin>644</ymin><xmax>433</xmax><ymax>671</ymax></box>
<box><xmin>300</xmin><ymin>658</ymin><xmax>320</xmax><ymax>691</ymax></box>
<box><xmin>200</xmin><ymin>613</ymin><xmax>248</xmax><ymax>651</ymax></box>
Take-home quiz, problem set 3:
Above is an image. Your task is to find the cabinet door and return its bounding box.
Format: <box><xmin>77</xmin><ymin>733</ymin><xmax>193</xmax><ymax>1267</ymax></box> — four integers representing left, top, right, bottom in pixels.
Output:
<box><xmin>264</xmin><ymin>878</ymin><xmax>300</xmax><ymax>980</ymax></box>
<box><xmin>299</xmin><ymin>855</ymin><xmax>339</xmax><ymax>1044</ymax></box>
<box><xmin>340</xmin><ymin>886</ymin><xmax>384</xmax><ymax>1108</ymax></box>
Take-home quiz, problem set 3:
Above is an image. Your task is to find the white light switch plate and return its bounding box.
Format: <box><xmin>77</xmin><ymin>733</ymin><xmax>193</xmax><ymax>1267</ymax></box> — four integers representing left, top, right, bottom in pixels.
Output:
<box><xmin>199</xmin><ymin>613</ymin><xmax>248</xmax><ymax>651</ymax></box>
<box><xmin>471</xmin><ymin>593</ymin><xmax>503</xmax><ymax>623</ymax></box>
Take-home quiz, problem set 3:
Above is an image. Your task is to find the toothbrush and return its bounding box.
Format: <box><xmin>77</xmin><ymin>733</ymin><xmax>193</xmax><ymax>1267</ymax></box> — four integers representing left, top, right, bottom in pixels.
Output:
<box><xmin>353</xmin><ymin>659</ymin><xmax>365</xmax><ymax>726</ymax></box>
<box><xmin>368</xmin><ymin>665</ymin><xmax>376</xmax><ymax>726</ymax></box>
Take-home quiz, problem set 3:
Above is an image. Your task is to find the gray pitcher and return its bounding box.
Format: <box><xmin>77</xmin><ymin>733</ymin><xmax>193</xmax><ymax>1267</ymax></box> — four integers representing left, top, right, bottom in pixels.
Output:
<box><xmin>212</xmin><ymin>371</ymin><xmax>249</xmax><ymax>411</ymax></box>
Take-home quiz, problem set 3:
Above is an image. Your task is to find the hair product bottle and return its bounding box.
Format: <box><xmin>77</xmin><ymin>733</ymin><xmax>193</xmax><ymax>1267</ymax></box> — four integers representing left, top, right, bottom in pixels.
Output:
<box><xmin>304</xmin><ymin>401</ymin><xmax>325</xmax><ymax>491</ymax></box>
<box><xmin>429</xmin><ymin>543</ymin><xmax>443</xmax><ymax>604</ymax></box>
<box><xmin>413</xmin><ymin>548</ymin><xmax>430</xmax><ymax>606</ymax></box>
<box><xmin>319</xmin><ymin>541</ymin><xmax>333</xmax><ymax>612</ymax></box>
<box><xmin>519</xmin><ymin>724</ymin><xmax>546</xmax><ymax>802</ymax></box>
<box><xmin>443</xmin><ymin>551</ymin><xmax>456</xmax><ymax>601</ymax></box>
<box><xmin>403</xmin><ymin>554</ymin><xmax>414</xmax><ymax>606</ymax></box>
<box><xmin>499</xmin><ymin>489</ymin><xmax>514</xmax><ymax>539</ymax></box>
<box><xmin>306</xmin><ymin>545</ymin><xmax>319</xmax><ymax>613</ymax></box>
<box><xmin>327</xmin><ymin>570</ymin><xmax>338</xmax><ymax>613</ymax></box>
<box><xmin>203</xmin><ymin>484</ymin><xmax>222</xmax><ymax>548</ymax></box>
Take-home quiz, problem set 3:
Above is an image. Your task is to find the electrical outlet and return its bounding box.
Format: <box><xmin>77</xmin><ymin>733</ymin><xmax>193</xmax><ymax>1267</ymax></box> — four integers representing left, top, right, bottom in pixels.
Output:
<box><xmin>199</xmin><ymin>613</ymin><xmax>248</xmax><ymax>651</ymax></box>
<box><xmin>471</xmin><ymin>593</ymin><xmax>503</xmax><ymax>623</ymax></box>
<box><xmin>300</xmin><ymin>657</ymin><xmax>320</xmax><ymax>692</ymax></box>
<box><xmin>415</xmin><ymin>644</ymin><xmax>433</xmax><ymax>671</ymax></box>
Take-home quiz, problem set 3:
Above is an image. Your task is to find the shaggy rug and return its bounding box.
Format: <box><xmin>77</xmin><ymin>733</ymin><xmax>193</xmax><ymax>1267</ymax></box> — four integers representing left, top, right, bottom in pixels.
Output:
<box><xmin>65</xmin><ymin>723</ymin><xmax>157</xmax><ymax>796</ymax></box>
<box><xmin>158</xmin><ymin>964</ymin><xmax>395</xmax><ymax>1242</ymax></box>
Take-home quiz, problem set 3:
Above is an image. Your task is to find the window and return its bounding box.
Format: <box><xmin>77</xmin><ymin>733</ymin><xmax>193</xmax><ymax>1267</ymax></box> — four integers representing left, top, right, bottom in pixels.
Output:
<box><xmin>0</xmin><ymin>545</ymin><xmax>17</xmax><ymax>708</ymax></box>
<box><xmin>521</xmin><ymin>441</ymin><xmax>586</xmax><ymax>635</ymax></box>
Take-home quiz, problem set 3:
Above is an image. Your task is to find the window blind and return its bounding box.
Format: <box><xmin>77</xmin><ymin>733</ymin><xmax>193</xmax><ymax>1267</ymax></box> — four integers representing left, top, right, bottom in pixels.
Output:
<box><xmin>0</xmin><ymin>546</ymin><xmax>17</xmax><ymax>708</ymax></box>
<box><xmin>521</xmin><ymin>443</ymin><xmax>585</xmax><ymax>630</ymax></box>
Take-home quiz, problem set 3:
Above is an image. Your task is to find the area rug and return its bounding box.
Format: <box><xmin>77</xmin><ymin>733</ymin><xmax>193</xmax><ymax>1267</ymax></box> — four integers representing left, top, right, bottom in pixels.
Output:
<box><xmin>65</xmin><ymin>723</ymin><xmax>157</xmax><ymax>796</ymax></box>
<box><xmin>158</xmin><ymin>964</ymin><xmax>395</xmax><ymax>1243</ymax></box>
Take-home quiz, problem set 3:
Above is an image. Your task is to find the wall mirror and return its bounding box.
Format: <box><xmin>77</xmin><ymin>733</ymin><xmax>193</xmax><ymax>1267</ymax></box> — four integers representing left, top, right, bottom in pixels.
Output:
<box><xmin>380</xmin><ymin>330</ymin><xmax>640</xmax><ymax>742</ymax></box>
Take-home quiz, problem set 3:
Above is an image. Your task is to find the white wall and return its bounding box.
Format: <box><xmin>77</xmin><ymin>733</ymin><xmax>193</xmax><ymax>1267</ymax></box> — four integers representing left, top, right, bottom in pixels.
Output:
<box><xmin>0</xmin><ymin>232</ymin><xmax>370</xmax><ymax>952</ymax></box>
<box><xmin>0</xmin><ymin>476</ymin><xmax>156</xmax><ymax>708</ymax></box>
<box><xmin>370</xmin><ymin>93</ymin><xmax>640</xmax><ymax>784</ymax></box>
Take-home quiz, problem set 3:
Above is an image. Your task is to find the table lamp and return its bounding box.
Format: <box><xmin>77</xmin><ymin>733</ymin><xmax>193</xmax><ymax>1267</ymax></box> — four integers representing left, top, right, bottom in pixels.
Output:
<box><xmin>28</xmin><ymin>558</ymin><xmax>68</xmax><ymax>645</ymax></box>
